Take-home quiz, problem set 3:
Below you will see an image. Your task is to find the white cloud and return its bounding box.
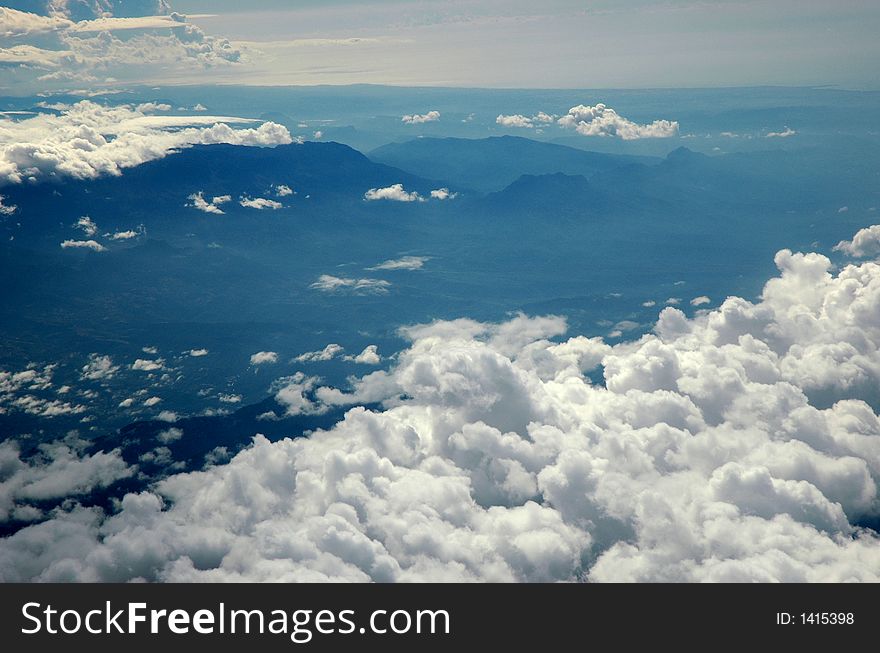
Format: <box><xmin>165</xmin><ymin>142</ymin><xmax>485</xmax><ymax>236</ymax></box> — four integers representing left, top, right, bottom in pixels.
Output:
<box><xmin>75</xmin><ymin>215</ymin><xmax>97</xmax><ymax>236</ymax></box>
<box><xmin>0</xmin><ymin>195</ymin><xmax>17</xmax><ymax>215</ymax></box>
<box><xmin>496</xmin><ymin>114</ymin><xmax>534</xmax><ymax>128</ymax></box>
<box><xmin>368</xmin><ymin>255</ymin><xmax>429</xmax><ymax>271</ymax></box>
<box><xmin>8</xmin><ymin>395</ymin><xmax>86</xmax><ymax>418</ymax></box>
<box><xmin>249</xmin><ymin>351</ymin><xmax>278</xmax><ymax>366</ymax></box>
<box><xmin>60</xmin><ymin>239</ymin><xmax>105</xmax><ymax>251</ymax></box>
<box><xmin>157</xmin><ymin>428</ymin><xmax>183</xmax><ymax>445</ymax></box>
<box><xmin>364</xmin><ymin>183</ymin><xmax>422</xmax><ymax>202</ymax></box>
<box><xmin>295</xmin><ymin>344</ymin><xmax>345</xmax><ymax>363</ymax></box>
<box><xmin>766</xmin><ymin>127</ymin><xmax>797</xmax><ymax>138</ymax></box>
<box><xmin>0</xmin><ymin>7</ymin><xmax>241</xmax><ymax>94</ymax></box>
<box><xmin>273</xmin><ymin>184</ymin><xmax>293</xmax><ymax>197</ymax></box>
<box><xmin>690</xmin><ymin>296</ymin><xmax>711</xmax><ymax>307</ymax></box>
<box><xmin>193</xmin><ymin>103</ymin><xmax>207</xmax><ymax>111</ymax></box>
<box><xmin>346</xmin><ymin>345</ymin><xmax>381</xmax><ymax>365</ymax></box>
<box><xmin>834</xmin><ymin>225</ymin><xmax>880</xmax><ymax>258</ymax></box>
<box><xmin>838</xmin><ymin>206</ymin><xmax>849</xmax><ymax>213</ymax></box>
<box><xmin>0</xmin><ymin>8</ymin><xmax>73</xmax><ymax>38</ymax></box>
<box><xmin>273</xmin><ymin>373</ymin><xmax>327</xmax><ymax>417</ymax></box>
<box><xmin>108</xmin><ymin>229</ymin><xmax>138</xmax><ymax>240</ymax></box>
<box><xmin>143</xmin><ymin>396</ymin><xmax>162</xmax><ymax>407</ymax></box>
<box><xmin>4</xmin><ymin>229</ymin><xmax>880</xmax><ymax>582</ymax></box>
<box><xmin>310</xmin><ymin>275</ymin><xmax>391</xmax><ymax>295</ymax></box>
<box><xmin>401</xmin><ymin>110</ymin><xmax>440</xmax><ymax>124</ymax></box>
<box><xmin>558</xmin><ymin>103</ymin><xmax>679</xmax><ymax>140</ymax></box>
<box><xmin>132</xmin><ymin>358</ymin><xmax>165</xmax><ymax>372</ymax></box>
<box><xmin>218</xmin><ymin>394</ymin><xmax>242</xmax><ymax>404</ymax></box>
<box><xmin>496</xmin><ymin>111</ymin><xmax>556</xmax><ymax>129</ymax></box>
<box><xmin>187</xmin><ymin>192</ymin><xmax>231</xmax><ymax>215</ymax></box>
<box><xmin>0</xmin><ymin>101</ymin><xmax>291</xmax><ymax>184</ymax></box>
<box><xmin>135</xmin><ymin>102</ymin><xmax>172</xmax><ymax>113</ymax></box>
<box><xmin>0</xmin><ymin>366</ymin><xmax>55</xmax><ymax>398</ymax></box>
<box><xmin>430</xmin><ymin>188</ymin><xmax>457</xmax><ymax>200</ymax></box>
<box><xmin>239</xmin><ymin>196</ymin><xmax>283</xmax><ymax>210</ymax></box>
<box><xmin>0</xmin><ymin>439</ymin><xmax>132</xmax><ymax>522</ymax></box>
<box><xmin>189</xmin><ymin>348</ymin><xmax>208</xmax><ymax>357</ymax></box>
<box><xmin>80</xmin><ymin>354</ymin><xmax>119</xmax><ymax>381</ymax></box>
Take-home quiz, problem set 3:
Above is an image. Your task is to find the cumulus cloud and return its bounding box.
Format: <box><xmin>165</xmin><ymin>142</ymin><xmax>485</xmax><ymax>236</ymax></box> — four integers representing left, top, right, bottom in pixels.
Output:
<box><xmin>364</xmin><ymin>183</ymin><xmax>423</xmax><ymax>202</ymax></box>
<box><xmin>690</xmin><ymin>296</ymin><xmax>711</xmax><ymax>307</ymax></box>
<box><xmin>187</xmin><ymin>192</ymin><xmax>231</xmax><ymax>214</ymax></box>
<box><xmin>60</xmin><ymin>239</ymin><xmax>105</xmax><ymax>251</ymax></box>
<box><xmin>188</xmin><ymin>348</ymin><xmax>208</xmax><ymax>357</ymax></box>
<box><xmin>0</xmin><ymin>101</ymin><xmax>291</xmax><ymax>184</ymax></box>
<box><xmin>558</xmin><ymin>103</ymin><xmax>679</xmax><ymax>140</ymax></box>
<box><xmin>295</xmin><ymin>344</ymin><xmax>345</xmax><ymax>363</ymax></box>
<box><xmin>75</xmin><ymin>215</ymin><xmax>97</xmax><ymax>236</ymax></box>
<box><xmin>0</xmin><ymin>439</ymin><xmax>133</xmax><ymax>523</ymax></box>
<box><xmin>345</xmin><ymin>345</ymin><xmax>381</xmax><ymax>365</ymax></box>
<box><xmin>367</xmin><ymin>255</ymin><xmax>429</xmax><ymax>271</ymax></box>
<box><xmin>401</xmin><ymin>110</ymin><xmax>439</xmax><ymax>124</ymax></box>
<box><xmin>249</xmin><ymin>351</ymin><xmax>278</xmax><ymax>366</ymax></box>
<box><xmin>239</xmin><ymin>196</ymin><xmax>283</xmax><ymax>210</ymax></box>
<box><xmin>80</xmin><ymin>354</ymin><xmax>118</xmax><ymax>381</ymax></box>
<box><xmin>157</xmin><ymin>428</ymin><xmax>183</xmax><ymax>444</ymax></box>
<box><xmin>108</xmin><ymin>229</ymin><xmax>138</xmax><ymax>240</ymax></box>
<box><xmin>495</xmin><ymin>112</ymin><xmax>555</xmax><ymax>129</ymax></box>
<box><xmin>310</xmin><ymin>275</ymin><xmax>391</xmax><ymax>295</ymax></box>
<box><xmin>131</xmin><ymin>358</ymin><xmax>164</xmax><ymax>372</ymax></box>
<box><xmin>834</xmin><ymin>225</ymin><xmax>880</xmax><ymax>258</ymax></box>
<box><xmin>496</xmin><ymin>114</ymin><xmax>534</xmax><ymax>128</ymax></box>
<box><xmin>0</xmin><ymin>366</ymin><xmax>56</xmax><ymax>411</ymax></box>
<box><xmin>0</xmin><ymin>195</ymin><xmax>17</xmax><ymax>215</ymax></box>
<box><xmin>3</xmin><ymin>229</ymin><xmax>880</xmax><ymax>582</ymax></box>
<box><xmin>135</xmin><ymin>102</ymin><xmax>171</xmax><ymax>113</ymax></box>
<box><xmin>273</xmin><ymin>372</ymin><xmax>327</xmax><ymax>417</ymax></box>
<box><xmin>766</xmin><ymin>127</ymin><xmax>797</xmax><ymax>138</ymax></box>
<box><xmin>273</xmin><ymin>184</ymin><xmax>293</xmax><ymax>197</ymax></box>
<box><xmin>430</xmin><ymin>188</ymin><xmax>457</xmax><ymax>200</ymax></box>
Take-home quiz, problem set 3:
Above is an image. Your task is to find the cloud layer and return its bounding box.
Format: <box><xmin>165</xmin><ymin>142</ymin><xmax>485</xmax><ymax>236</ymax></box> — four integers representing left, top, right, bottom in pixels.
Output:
<box><xmin>0</xmin><ymin>5</ymin><xmax>240</xmax><ymax>93</ymax></box>
<box><xmin>0</xmin><ymin>101</ymin><xmax>291</xmax><ymax>185</ymax></box>
<box><xmin>1</xmin><ymin>231</ymin><xmax>879</xmax><ymax>582</ymax></box>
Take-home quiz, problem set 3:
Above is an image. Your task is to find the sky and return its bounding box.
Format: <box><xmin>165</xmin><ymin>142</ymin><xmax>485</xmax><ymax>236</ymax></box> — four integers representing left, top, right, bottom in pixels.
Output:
<box><xmin>1</xmin><ymin>0</ymin><xmax>879</xmax><ymax>93</ymax></box>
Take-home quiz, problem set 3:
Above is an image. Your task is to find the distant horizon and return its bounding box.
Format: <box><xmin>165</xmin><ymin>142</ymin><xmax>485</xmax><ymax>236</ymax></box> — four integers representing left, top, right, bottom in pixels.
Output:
<box><xmin>3</xmin><ymin>1</ymin><xmax>878</xmax><ymax>93</ymax></box>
